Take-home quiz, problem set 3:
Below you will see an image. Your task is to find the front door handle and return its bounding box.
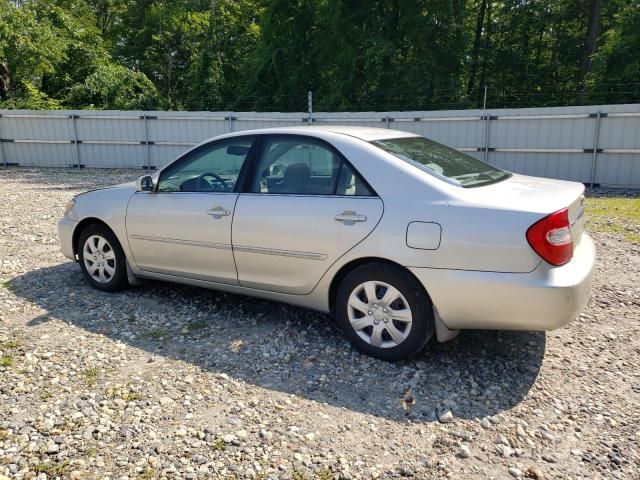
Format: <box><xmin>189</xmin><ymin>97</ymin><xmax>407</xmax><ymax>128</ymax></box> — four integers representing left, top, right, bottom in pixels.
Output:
<box><xmin>335</xmin><ymin>211</ymin><xmax>367</xmax><ymax>223</ymax></box>
<box><xmin>207</xmin><ymin>206</ymin><xmax>231</xmax><ymax>218</ymax></box>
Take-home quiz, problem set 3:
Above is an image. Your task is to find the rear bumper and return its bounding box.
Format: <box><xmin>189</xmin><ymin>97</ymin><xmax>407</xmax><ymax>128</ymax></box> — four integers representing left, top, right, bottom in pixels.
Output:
<box><xmin>58</xmin><ymin>217</ymin><xmax>78</xmax><ymax>261</ymax></box>
<box><xmin>410</xmin><ymin>234</ymin><xmax>596</xmax><ymax>331</ymax></box>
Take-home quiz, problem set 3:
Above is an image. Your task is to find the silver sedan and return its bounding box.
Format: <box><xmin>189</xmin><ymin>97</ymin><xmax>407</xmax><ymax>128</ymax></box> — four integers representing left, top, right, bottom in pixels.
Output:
<box><xmin>58</xmin><ymin>126</ymin><xmax>595</xmax><ymax>360</ymax></box>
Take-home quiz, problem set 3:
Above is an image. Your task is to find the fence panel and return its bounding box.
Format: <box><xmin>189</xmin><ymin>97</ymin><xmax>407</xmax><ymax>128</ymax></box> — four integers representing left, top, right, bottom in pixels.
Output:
<box><xmin>1</xmin><ymin>104</ymin><xmax>639</xmax><ymax>187</ymax></box>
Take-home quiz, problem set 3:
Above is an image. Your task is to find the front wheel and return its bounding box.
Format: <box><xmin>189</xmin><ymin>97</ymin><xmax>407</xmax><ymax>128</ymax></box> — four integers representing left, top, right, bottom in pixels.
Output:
<box><xmin>78</xmin><ymin>224</ymin><xmax>129</xmax><ymax>292</ymax></box>
<box><xmin>335</xmin><ymin>263</ymin><xmax>434</xmax><ymax>361</ymax></box>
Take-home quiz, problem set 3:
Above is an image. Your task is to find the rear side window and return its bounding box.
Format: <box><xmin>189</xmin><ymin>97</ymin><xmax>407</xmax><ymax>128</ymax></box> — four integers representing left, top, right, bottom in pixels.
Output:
<box><xmin>252</xmin><ymin>137</ymin><xmax>374</xmax><ymax>196</ymax></box>
<box><xmin>372</xmin><ymin>136</ymin><xmax>511</xmax><ymax>188</ymax></box>
<box><xmin>335</xmin><ymin>162</ymin><xmax>374</xmax><ymax>196</ymax></box>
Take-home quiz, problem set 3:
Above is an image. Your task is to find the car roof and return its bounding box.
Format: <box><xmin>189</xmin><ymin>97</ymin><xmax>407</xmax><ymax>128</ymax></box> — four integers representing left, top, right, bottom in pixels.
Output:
<box><xmin>223</xmin><ymin>125</ymin><xmax>419</xmax><ymax>142</ymax></box>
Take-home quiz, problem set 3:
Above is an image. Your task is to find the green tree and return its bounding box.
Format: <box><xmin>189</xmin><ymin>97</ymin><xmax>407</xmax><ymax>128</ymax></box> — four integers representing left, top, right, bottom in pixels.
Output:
<box><xmin>1</xmin><ymin>0</ymin><xmax>638</xmax><ymax>111</ymax></box>
<box><xmin>242</xmin><ymin>0</ymin><xmax>467</xmax><ymax>112</ymax></box>
<box><xmin>185</xmin><ymin>0</ymin><xmax>261</xmax><ymax>111</ymax></box>
<box><xmin>0</xmin><ymin>0</ymin><xmax>158</xmax><ymax>109</ymax></box>
<box><xmin>588</xmin><ymin>2</ymin><xmax>640</xmax><ymax>103</ymax></box>
<box><xmin>463</xmin><ymin>0</ymin><xmax>586</xmax><ymax>108</ymax></box>
<box><xmin>65</xmin><ymin>62</ymin><xmax>158</xmax><ymax>109</ymax></box>
<box><xmin>240</xmin><ymin>0</ymin><xmax>318</xmax><ymax>111</ymax></box>
<box><xmin>110</xmin><ymin>0</ymin><xmax>259</xmax><ymax>110</ymax></box>
<box><xmin>0</xmin><ymin>0</ymin><xmax>69</xmax><ymax>107</ymax></box>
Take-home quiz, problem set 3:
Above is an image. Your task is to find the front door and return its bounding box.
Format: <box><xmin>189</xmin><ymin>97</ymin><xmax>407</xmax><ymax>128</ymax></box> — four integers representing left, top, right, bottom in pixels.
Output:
<box><xmin>232</xmin><ymin>135</ymin><xmax>383</xmax><ymax>294</ymax></box>
<box><xmin>126</xmin><ymin>136</ymin><xmax>254</xmax><ymax>284</ymax></box>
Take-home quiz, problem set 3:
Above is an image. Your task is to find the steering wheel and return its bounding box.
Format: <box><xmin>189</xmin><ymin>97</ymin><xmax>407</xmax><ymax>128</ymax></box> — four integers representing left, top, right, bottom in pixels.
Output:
<box><xmin>197</xmin><ymin>172</ymin><xmax>229</xmax><ymax>191</ymax></box>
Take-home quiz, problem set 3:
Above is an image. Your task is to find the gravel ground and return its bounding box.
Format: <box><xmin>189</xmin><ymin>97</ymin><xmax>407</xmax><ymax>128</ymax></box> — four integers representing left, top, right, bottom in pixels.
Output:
<box><xmin>1</xmin><ymin>167</ymin><xmax>639</xmax><ymax>480</ymax></box>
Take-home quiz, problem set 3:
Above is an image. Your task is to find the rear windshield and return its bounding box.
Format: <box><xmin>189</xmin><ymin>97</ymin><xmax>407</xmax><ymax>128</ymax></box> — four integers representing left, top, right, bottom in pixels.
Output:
<box><xmin>371</xmin><ymin>136</ymin><xmax>511</xmax><ymax>188</ymax></box>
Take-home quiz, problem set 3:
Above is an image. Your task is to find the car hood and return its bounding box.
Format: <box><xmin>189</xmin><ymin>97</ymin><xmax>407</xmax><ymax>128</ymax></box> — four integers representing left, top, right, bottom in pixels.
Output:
<box><xmin>76</xmin><ymin>181</ymin><xmax>136</xmax><ymax>198</ymax></box>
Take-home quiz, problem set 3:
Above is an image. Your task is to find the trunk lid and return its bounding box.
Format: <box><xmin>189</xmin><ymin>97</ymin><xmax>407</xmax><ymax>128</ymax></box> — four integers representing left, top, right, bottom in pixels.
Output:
<box><xmin>452</xmin><ymin>173</ymin><xmax>586</xmax><ymax>245</ymax></box>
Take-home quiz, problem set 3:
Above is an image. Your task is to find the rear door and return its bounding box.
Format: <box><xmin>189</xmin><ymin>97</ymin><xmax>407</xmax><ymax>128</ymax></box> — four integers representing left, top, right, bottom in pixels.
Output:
<box><xmin>232</xmin><ymin>135</ymin><xmax>383</xmax><ymax>294</ymax></box>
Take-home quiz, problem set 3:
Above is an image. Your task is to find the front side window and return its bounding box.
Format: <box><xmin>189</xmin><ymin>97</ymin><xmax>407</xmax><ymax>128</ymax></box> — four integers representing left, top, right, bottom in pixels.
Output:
<box><xmin>157</xmin><ymin>138</ymin><xmax>253</xmax><ymax>193</ymax></box>
<box><xmin>252</xmin><ymin>137</ymin><xmax>373</xmax><ymax>196</ymax></box>
<box><xmin>372</xmin><ymin>136</ymin><xmax>511</xmax><ymax>188</ymax></box>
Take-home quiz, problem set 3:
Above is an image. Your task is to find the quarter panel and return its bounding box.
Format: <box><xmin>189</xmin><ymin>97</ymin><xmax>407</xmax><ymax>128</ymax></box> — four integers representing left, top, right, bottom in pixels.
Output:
<box><xmin>340</xmin><ymin>200</ymin><xmax>542</xmax><ymax>273</ymax></box>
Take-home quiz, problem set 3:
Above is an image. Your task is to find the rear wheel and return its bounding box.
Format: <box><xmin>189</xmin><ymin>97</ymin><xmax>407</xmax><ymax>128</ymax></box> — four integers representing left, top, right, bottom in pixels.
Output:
<box><xmin>78</xmin><ymin>224</ymin><xmax>129</xmax><ymax>292</ymax></box>
<box><xmin>335</xmin><ymin>262</ymin><xmax>434</xmax><ymax>361</ymax></box>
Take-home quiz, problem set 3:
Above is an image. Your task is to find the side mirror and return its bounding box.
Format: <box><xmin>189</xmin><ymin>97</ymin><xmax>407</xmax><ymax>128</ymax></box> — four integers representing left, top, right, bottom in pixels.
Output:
<box><xmin>136</xmin><ymin>175</ymin><xmax>155</xmax><ymax>192</ymax></box>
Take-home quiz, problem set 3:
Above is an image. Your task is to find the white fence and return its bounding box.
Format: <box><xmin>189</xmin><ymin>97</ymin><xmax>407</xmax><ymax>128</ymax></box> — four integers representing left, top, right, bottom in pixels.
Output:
<box><xmin>1</xmin><ymin>104</ymin><xmax>639</xmax><ymax>188</ymax></box>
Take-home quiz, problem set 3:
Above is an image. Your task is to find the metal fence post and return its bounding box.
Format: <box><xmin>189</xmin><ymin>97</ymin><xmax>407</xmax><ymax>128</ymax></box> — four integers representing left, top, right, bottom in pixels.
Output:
<box><xmin>589</xmin><ymin>111</ymin><xmax>602</xmax><ymax>189</ymax></box>
<box><xmin>0</xmin><ymin>114</ymin><xmax>6</xmax><ymax>167</ymax></box>
<box><xmin>483</xmin><ymin>114</ymin><xmax>491</xmax><ymax>163</ymax></box>
<box><xmin>307</xmin><ymin>91</ymin><xmax>313</xmax><ymax>125</ymax></box>
<box><xmin>71</xmin><ymin>113</ymin><xmax>81</xmax><ymax>168</ymax></box>
<box><xmin>228</xmin><ymin>114</ymin><xmax>233</xmax><ymax>133</ymax></box>
<box><xmin>143</xmin><ymin>114</ymin><xmax>151</xmax><ymax>169</ymax></box>
<box><xmin>385</xmin><ymin>116</ymin><xmax>390</xmax><ymax>128</ymax></box>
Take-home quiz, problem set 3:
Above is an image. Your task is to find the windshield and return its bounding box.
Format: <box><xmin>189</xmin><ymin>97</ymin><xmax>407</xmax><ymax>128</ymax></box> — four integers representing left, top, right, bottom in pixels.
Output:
<box><xmin>372</xmin><ymin>136</ymin><xmax>511</xmax><ymax>188</ymax></box>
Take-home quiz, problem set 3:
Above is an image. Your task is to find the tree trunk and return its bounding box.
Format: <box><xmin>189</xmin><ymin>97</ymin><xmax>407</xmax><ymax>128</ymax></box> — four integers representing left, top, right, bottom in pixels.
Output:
<box><xmin>477</xmin><ymin>0</ymin><xmax>492</xmax><ymax>106</ymax></box>
<box><xmin>578</xmin><ymin>0</ymin><xmax>602</xmax><ymax>88</ymax></box>
<box><xmin>533</xmin><ymin>6</ymin><xmax>547</xmax><ymax>66</ymax></box>
<box><xmin>0</xmin><ymin>63</ymin><xmax>9</xmax><ymax>100</ymax></box>
<box><xmin>466</xmin><ymin>0</ymin><xmax>486</xmax><ymax>97</ymax></box>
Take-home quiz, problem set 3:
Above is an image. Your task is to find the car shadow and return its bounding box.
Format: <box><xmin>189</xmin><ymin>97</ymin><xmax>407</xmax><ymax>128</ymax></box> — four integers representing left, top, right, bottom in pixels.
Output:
<box><xmin>8</xmin><ymin>262</ymin><xmax>546</xmax><ymax>423</ymax></box>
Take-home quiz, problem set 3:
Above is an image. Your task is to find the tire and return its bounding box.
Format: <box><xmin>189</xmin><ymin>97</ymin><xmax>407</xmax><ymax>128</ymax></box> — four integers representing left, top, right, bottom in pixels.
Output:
<box><xmin>77</xmin><ymin>223</ymin><xmax>129</xmax><ymax>292</ymax></box>
<box><xmin>335</xmin><ymin>262</ymin><xmax>434</xmax><ymax>361</ymax></box>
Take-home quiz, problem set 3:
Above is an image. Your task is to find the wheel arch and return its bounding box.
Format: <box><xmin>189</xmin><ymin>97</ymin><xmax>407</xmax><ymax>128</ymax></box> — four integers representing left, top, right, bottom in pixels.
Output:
<box><xmin>328</xmin><ymin>257</ymin><xmax>433</xmax><ymax>315</ymax></box>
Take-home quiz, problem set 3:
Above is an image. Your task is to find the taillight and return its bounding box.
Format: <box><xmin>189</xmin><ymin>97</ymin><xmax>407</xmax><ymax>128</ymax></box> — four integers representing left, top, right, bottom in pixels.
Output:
<box><xmin>526</xmin><ymin>208</ymin><xmax>573</xmax><ymax>266</ymax></box>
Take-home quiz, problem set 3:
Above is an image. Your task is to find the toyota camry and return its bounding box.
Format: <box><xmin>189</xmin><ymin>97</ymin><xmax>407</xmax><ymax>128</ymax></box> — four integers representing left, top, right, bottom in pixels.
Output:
<box><xmin>58</xmin><ymin>126</ymin><xmax>595</xmax><ymax>360</ymax></box>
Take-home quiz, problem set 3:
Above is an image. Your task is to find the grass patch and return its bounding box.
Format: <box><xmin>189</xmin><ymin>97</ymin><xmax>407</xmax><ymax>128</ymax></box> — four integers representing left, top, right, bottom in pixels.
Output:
<box><xmin>40</xmin><ymin>390</ymin><xmax>53</xmax><ymax>400</ymax></box>
<box><xmin>316</xmin><ymin>470</ymin><xmax>333</xmax><ymax>480</ymax></box>
<box><xmin>106</xmin><ymin>386</ymin><xmax>142</xmax><ymax>401</ymax></box>
<box><xmin>585</xmin><ymin>196</ymin><xmax>640</xmax><ymax>245</ymax></box>
<box><xmin>83</xmin><ymin>367</ymin><xmax>99</xmax><ymax>386</ymax></box>
<box><xmin>186</xmin><ymin>320</ymin><xmax>207</xmax><ymax>332</ymax></box>
<box><xmin>137</xmin><ymin>467</ymin><xmax>156</xmax><ymax>479</ymax></box>
<box><xmin>34</xmin><ymin>460</ymin><xmax>71</xmax><ymax>476</ymax></box>
<box><xmin>291</xmin><ymin>470</ymin><xmax>309</xmax><ymax>480</ymax></box>
<box><xmin>0</xmin><ymin>340</ymin><xmax>18</xmax><ymax>350</ymax></box>
<box><xmin>0</xmin><ymin>340</ymin><xmax>18</xmax><ymax>366</ymax></box>
<box><xmin>0</xmin><ymin>355</ymin><xmax>14</xmax><ymax>367</ymax></box>
<box><xmin>84</xmin><ymin>446</ymin><xmax>99</xmax><ymax>458</ymax></box>
<box><xmin>213</xmin><ymin>437</ymin><xmax>226</xmax><ymax>451</ymax></box>
<box><xmin>122</xmin><ymin>391</ymin><xmax>143</xmax><ymax>401</ymax></box>
<box><xmin>145</xmin><ymin>327</ymin><xmax>168</xmax><ymax>339</ymax></box>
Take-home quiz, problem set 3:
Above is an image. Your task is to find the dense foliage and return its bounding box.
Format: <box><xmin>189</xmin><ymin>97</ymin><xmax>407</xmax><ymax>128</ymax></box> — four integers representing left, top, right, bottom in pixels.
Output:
<box><xmin>0</xmin><ymin>0</ymin><xmax>638</xmax><ymax>111</ymax></box>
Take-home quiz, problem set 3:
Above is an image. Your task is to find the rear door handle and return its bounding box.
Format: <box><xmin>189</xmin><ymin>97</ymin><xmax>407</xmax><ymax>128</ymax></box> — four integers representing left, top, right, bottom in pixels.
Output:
<box><xmin>207</xmin><ymin>206</ymin><xmax>231</xmax><ymax>218</ymax></box>
<box><xmin>335</xmin><ymin>211</ymin><xmax>367</xmax><ymax>223</ymax></box>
